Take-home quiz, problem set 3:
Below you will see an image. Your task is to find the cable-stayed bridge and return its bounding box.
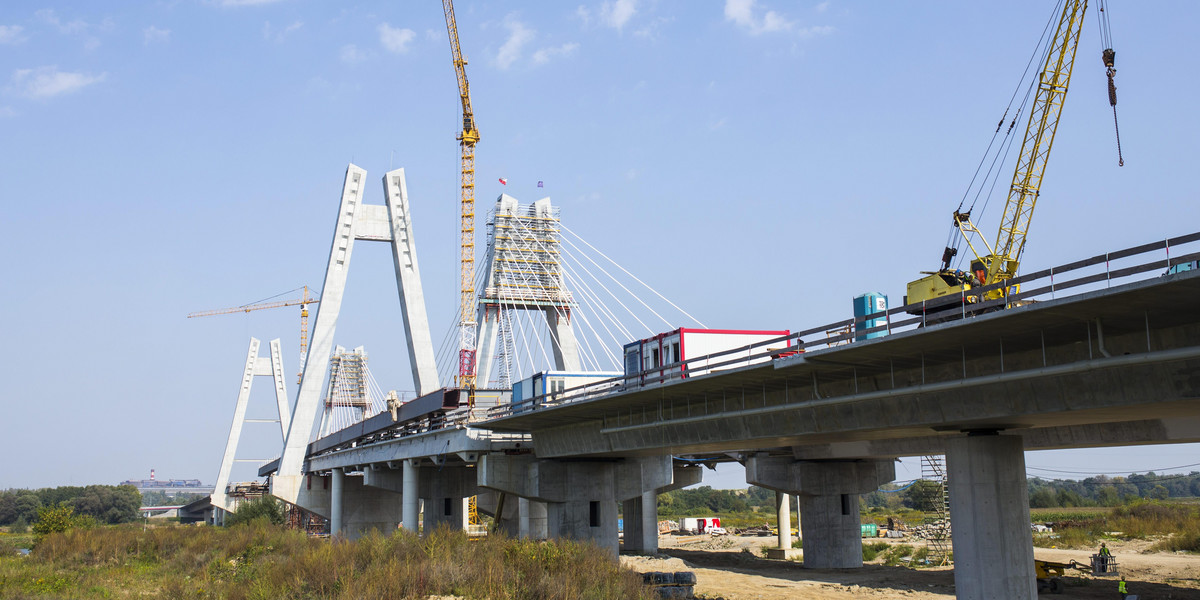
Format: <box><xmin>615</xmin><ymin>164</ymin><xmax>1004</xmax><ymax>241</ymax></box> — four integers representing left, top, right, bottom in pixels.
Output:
<box><xmin>210</xmin><ymin>164</ymin><xmax>1200</xmax><ymax>600</ymax></box>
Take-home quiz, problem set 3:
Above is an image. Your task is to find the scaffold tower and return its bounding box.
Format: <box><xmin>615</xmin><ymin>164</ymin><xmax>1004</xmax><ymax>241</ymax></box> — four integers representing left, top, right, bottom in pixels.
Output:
<box><xmin>475</xmin><ymin>195</ymin><xmax>580</xmax><ymax>387</ymax></box>
<box><xmin>921</xmin><ymin>454</ymin><xmax>952</xmax><ymax>566</ymax></box>
<box><xmin>317</xmin><ymin>346</ymin><xmax>371</xmax><ymax>437</ymax></box>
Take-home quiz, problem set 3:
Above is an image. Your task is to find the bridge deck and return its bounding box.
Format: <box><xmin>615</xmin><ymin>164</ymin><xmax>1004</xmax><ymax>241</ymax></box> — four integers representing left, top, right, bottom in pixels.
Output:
<box><xmin>482</xmin><ymin>271</ymin><xmax>1200</xmax><ymax>458</ymax></box>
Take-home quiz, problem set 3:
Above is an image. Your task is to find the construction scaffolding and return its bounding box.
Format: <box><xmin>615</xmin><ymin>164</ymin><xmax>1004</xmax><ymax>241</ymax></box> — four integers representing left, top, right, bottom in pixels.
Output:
<box><xmin>478</xmin><ymin>197</ymin><xmax>578</xmax><ymax>387</ymax></box>
<box><xmin>317</xmin><ymin>346</ymin><xmax>371</xmax><ymax>437</ymax></box>
<box><xmin>920</xmin><ymin>455</ymin><xmax>952</xmax><ymax>566</ymax></box>
<box><xmin>482</xmin><ymin>199</ymin><xmax>572</xmax><ymax>308</ymax></box>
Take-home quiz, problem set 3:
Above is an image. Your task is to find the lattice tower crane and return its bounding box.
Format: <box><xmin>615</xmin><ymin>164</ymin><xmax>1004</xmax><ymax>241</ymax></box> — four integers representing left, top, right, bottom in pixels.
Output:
<box><xmin>443</xmin><ymin>0</ymin><xmax>480</xmax><ymax>391</ymax></box>
<box><xmin>187</xmin><ymin>285</ymin><xmax>319</xmax><ymax>383</ymax></box>
<box><xmin>907</xmin><ymin>0</ymin><xmax>1108</xmax><ymax>310</ymax></box>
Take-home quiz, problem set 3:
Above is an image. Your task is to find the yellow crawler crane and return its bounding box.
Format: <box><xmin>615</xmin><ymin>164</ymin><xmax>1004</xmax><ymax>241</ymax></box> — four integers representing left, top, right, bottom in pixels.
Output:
<box><xmin>907</xmin><ymin>0</ymin><xmax>1089</xmax><ymax>312</ymax></box>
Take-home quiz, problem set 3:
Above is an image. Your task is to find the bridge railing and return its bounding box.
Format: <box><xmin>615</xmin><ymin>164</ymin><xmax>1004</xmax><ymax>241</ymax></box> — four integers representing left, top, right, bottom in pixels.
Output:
<box><xmin>486</xmin><ymin>231</ymin><xmax>1200</xmax><ymax>420</ymax></box>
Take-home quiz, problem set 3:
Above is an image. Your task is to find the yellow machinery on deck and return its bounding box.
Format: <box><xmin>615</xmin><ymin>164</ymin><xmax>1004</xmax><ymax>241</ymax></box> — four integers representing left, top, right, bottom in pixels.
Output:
<box><xmin>907</xmin><ymin>0</ymin><xmax>1098</xmax><ymax>313</ymax></box>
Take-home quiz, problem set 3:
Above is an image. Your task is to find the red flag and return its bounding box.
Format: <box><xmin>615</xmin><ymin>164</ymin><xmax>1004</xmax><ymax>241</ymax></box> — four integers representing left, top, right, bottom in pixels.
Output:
<box><xmin>498</xmin><ymin>178</ymin><xmax>507</xmax><ymax>185</ymax></box>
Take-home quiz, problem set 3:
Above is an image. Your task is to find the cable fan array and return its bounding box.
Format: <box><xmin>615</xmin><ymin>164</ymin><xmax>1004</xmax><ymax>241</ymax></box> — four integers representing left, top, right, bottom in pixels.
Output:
<box><xmin>434</xmin><ymin>201</ymin><xmax>705</xmax><ymax>388</ymax></box>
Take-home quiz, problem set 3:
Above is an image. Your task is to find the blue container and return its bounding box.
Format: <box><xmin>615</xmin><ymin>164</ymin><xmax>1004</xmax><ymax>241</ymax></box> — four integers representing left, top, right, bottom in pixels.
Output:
<box><xmin>853</xmin><ymin>293</ymin><xmax>889</xmax><ymax>341</ymax></box>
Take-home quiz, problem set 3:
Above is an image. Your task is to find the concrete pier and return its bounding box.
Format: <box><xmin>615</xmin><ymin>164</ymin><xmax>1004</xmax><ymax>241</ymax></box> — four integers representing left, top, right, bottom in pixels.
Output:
<box><xmin>775</xmin><ymin>492</ymin><xmax>792</xmax><ymax>555</ymax></box>
<box><xmin>478</xmin><ymin>454</ymin><xmax>683</xmax><ymax>555</ymax></box>
<box><xmin>330</xmin><ymin>468</ymin><xmax>344</xmax><ymax>535</ymax></box>
<box><xmin>747</xmin><ymin>455</ymin><xmax>894</xmax><ymax>567</ymax></box>
<box><xmin>402</xmin><ymin>459</ymin><xmax>419</xmax><ymax>532</ymax></box>
<box><xmin>947</xmin><ymin>433</ymin><xmax>1036</xmax><ymax>600</ymax></box>
<box><xmin>420</xmin><ymin>466</ymin><xmax>476</xmax><ymax>533</ymax></box>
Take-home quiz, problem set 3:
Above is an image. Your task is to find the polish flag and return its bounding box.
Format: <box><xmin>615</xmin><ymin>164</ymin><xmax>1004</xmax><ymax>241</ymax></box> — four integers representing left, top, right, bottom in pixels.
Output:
<box><xmin>498</xmin><ymin>178</ymin><xmax>507</xmax><ymax>185</ymax></box>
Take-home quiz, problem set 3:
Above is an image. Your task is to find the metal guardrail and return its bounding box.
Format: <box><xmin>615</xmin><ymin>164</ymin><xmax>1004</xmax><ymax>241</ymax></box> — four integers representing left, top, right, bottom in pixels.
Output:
<box><xmin>486</xmin><ymin>231</ymin><xmax>1200</xmax><ymax>420</ymax></box>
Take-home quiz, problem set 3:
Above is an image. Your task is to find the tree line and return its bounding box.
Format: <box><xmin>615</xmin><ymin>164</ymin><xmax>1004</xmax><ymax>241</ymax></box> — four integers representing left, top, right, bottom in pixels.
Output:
<box><xmin>655</xmin><ymin>471</ymin><xmax>1200</xmax><ymax>517</ymax></box>
<box><xmin>0</xmin><ymin>485</ymin><xmax>141</xmax><ymax>527</ymax></box>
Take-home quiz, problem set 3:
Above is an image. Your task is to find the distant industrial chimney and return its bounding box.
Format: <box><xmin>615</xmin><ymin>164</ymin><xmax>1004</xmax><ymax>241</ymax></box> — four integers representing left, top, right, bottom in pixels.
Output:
<box><xmin>150</xmin><ymin>469</ymin><xmax>156</xmax><ymax>481</ymax></box>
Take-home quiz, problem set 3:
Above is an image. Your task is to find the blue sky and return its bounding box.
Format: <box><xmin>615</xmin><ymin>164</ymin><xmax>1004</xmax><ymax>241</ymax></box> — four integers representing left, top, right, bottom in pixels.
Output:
<box><xmin>2</xmin><ymin>1</ymin><xmax>1198</xmax><ymax>490</ymax></box>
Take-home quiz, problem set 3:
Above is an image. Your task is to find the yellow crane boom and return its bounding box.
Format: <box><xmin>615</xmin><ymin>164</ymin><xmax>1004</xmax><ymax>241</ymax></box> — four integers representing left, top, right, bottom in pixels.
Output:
<box><xmin>188</xmin><ymin>285</ymin><xmax>318</xmax><ymax>383</ymax></box>
<box><xmin>907</xmin><ymin>0</ymin><xmax>1089</xmax><ymax>310</ymax></box>
<box><xmin>443</xmin><ymin>0</ymin><xmax>480</xmax><ymax>390</ymax></box>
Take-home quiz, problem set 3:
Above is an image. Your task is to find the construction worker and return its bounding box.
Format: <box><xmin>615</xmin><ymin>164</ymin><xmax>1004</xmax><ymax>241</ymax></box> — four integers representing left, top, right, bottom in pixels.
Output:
<box><xmin>1118</xmin><ymin>575</ymin><xmax>1127</xmax><ymax>599</ymax></box>
<box><xmin>386</xmin><ymin>390</ymin><xmax>401</xmax><ymax>422</ymax></box>
<box><xmin>1099</xmin><ymin>542</ymin><xmax>1112</xmax><ymax>572</ymax></box>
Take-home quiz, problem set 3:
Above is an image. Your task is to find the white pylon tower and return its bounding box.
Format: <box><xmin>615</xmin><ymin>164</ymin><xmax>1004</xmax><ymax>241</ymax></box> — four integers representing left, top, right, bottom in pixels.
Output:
<box><xmin>212</xmin><ymin>338</ymin><xmax>290</xmax><ymax>520</ymax></box>
<box><xmin>275</xmin><ymin>165</ymin><xmax>441</xmax><ymax>497</ymax></box>
<box><xmin>474</xmin><ymin>195</ymin><xmax>580</xmax><ymax>387</ymax></box>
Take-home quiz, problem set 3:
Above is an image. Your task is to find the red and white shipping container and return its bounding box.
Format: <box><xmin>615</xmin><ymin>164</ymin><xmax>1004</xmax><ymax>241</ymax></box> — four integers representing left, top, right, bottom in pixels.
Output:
<box><xmin>623</xmin><ymin>328</ymin><xmax>794</xmax><ymax>384</ymax></box>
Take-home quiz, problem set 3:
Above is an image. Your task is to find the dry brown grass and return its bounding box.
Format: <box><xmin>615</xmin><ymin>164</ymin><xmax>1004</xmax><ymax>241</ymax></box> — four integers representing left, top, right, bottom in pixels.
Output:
<box><xmin>0</xmin><ymin>522</ymin><xmax>655</xmax><ymax>599</ymax></box>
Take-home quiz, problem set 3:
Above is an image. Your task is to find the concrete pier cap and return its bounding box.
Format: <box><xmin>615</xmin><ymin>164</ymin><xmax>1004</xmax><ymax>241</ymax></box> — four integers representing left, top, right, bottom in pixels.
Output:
<box><xmin>746</xmin><ymin>454</ymin><xmax>895</xmax><ymax>568</ymax></box>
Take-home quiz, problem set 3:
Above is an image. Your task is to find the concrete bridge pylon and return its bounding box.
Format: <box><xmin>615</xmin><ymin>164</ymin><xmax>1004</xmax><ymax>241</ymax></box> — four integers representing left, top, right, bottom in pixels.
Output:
<box><xmin>212</xmin><ymin>337</ymin><xmax>290</xmax><ymax>519</ymax></box>
<box><xmin>275</xmin><ymin>165</ymin><xmax>441</xmax><ymax>502</ymax></box>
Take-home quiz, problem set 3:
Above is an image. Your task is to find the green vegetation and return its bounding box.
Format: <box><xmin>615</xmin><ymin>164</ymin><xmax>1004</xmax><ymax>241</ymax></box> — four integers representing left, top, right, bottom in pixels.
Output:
<box><xmin>225</xmin><ymin>496</ymin><xmax>285</xmax><ymax>527</ymax></box>
<box><xmin>0</xmin><ymin>486</ymin><xmax>141</xmax><ymax>526</ymax></box>
<box><xmin>31</xmin><ymin>504</ymin><xmax>94</xmax><ymax>539</ymax></box>
<box><xmin>861</xmin><ymin>543</ymin><xmax>933</xmax><ymax>567</ymax></box>
<box><xmin>141</xmin><ymin>491</ymin><xmax>206</xmax><ymax>508</ymax></box>
<box><xmin>1032</xmin><ymin>501</ymin><xmax>1200</xmax><ymax>550</ymax></box>
<box><xmin>0</xmin><ymin>523</ymin><xmax>653</xmax><ymax>599</ymax></box>
<box><xmin>1027</xmin><ymin>472</ymin><xmax>1200</xmax><ymax>508</ymax></box>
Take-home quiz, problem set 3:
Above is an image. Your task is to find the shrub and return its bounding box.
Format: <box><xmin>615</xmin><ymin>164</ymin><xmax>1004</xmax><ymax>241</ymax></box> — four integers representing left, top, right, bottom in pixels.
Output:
<box><xmin>31</xmin><ymin>504</ymin><xmax>94</xmax><ymax>538</ymax></box>
<box><xmin>862</xmin><ymin>541</ymin><xmax>889</xmax><ymax>561</ymax></box>
<box><xmin>225</xmin><ymin>496</ymin><xmax>285</xmax><ymax>527</ymax></box>
<box><xmin>10</xmin><ymin>516</ymin><xmax>28</xmax><ymax>534</ymax></box>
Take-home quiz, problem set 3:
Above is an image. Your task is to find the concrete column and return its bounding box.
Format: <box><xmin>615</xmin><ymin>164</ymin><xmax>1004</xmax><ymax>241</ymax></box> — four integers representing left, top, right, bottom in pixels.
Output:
<box><xmin>621</xmin><ymin>490</ymin><xmax>659</xmax><ymax>554</ymax></box>
<box><xmin>418</xmin><ymin>466</ymin><xmax>477</xmax><ymax>533</ymax></box>
<box><xmin>330</xmin><ymin>468</ymin><xmax>344</xmax><ymax>536</ymax></box>
<box><xmin>776</xmin><ymin>491</ymin><xmax>791</xmax><ymax>550</ymax></box>
<box><xmin>519</xmin><ymin>498</ymin><xmax>548</xmax><ymax>539</ymax></box>
<box><xmin>798</xmin><ymin>492</ymin><xmax>861</xmax><ymax>568</ymax></box>
<box><xmin>947</xmin><ymin>433</ymin><xmax>1036</xmax><ymax>600</ymax></box>
<box><xmin>402</xmin><ymin>459</ymin><xmax>419</xmax><ymax>533</ymax></box>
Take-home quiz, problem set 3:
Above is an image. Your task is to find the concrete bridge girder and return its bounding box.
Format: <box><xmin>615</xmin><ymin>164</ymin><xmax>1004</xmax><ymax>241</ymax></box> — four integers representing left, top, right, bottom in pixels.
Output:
<box><xmin>787</xmin><ymin>413</ymin><xmax>1200</xmax><ymax>460</ymax></box>
<box><xmin>746</xmin><ymin>455</ymin><xmax>895</xmax><ymax>569</ymax></box>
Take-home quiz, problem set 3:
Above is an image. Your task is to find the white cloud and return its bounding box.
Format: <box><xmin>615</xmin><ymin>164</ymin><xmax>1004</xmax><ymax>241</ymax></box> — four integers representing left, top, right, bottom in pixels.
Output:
<box><xmin>0</xmin><ymin>25</ymin><xmax>27</xmax><ymax>45</ymax></box>
<box><xmin>35</xmin><ymin>10</ymin><xmax>113</xmax><ymax>50</ymax></box>
<box><xmin>378</xmin><ymin>23</ymin><xmax>415</xmax><ymax>54</ymax></box>
<box><xmin>532</xmin><ymin>42</ymin><xmax>579</xmax><ymax>65</ymax></box>
<box><xmin>36</xmin><ymin>10</ymin><xmax>113</xmax><ymax>36</ymax></box>
<box><xmin>0</xmin><ymin>106</ymin><xmax>16</xmax><ymax>118</ymax></box>
<box><xmin>217</xmin><ymin>0</ymin><xmax>286</xmax><ymax>6</ymax></box>
<box><xmin>340</xmin><ymin>44</ymin><xmax>366</xmax><ymax>64</ymax></box>
<box><xmin>10</xmin><ymin>66</ymin><xmax>107</xmax><ymax>99</ymax></box>
<box><xmin>600</xmin><ymin>0</ymin><xmax>637</xmax><ymax>31</ymax></box>
<box><xmin>263</xmin><ymin>20</ymin><xmax>302</xmax><ymax>43</ymax></box>
<box><xmin>724</xmin><ymin>0</ymin><xmax>833</xmax><ymax>37</ymax></box>
<box><xmin>724</xmin><ymin>0</ymin><xmax>803</xmax><ymax>35</ymax></box>
<box><xmin>495</xmin><ymin>16</ymin><xmax>534</xmax><ymax>70</ymax></box>
<box><xmin>143</xmin><ymin>26</ymin><xmax>170</xmax><ymax>44</ymax></box>
<box><xmin>575</xmin><ymin>6</ymin><xmax>592</xmax><ymax>27</ymax></box>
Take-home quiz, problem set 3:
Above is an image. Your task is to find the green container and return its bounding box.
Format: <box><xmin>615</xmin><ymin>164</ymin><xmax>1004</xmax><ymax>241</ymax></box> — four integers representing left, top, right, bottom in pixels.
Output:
<box><xmin>861</xmin><ymin>523</ymin><xmax>878</xmax><ymax>538</ymax></box>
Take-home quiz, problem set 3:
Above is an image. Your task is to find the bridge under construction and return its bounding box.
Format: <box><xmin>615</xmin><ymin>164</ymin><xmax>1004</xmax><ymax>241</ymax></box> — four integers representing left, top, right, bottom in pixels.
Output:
<box><xmin>195</xmin><ymin>2</ymin><xmax>1200</xmax><ymax>600</ymax></box>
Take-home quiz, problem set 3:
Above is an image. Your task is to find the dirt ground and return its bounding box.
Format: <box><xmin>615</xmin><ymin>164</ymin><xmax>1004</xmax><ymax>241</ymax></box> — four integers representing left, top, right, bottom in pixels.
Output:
<box><xmin>619</xmin><ymin>535</ymin><xmax>1200</xmax><ymax>599</ymax></box>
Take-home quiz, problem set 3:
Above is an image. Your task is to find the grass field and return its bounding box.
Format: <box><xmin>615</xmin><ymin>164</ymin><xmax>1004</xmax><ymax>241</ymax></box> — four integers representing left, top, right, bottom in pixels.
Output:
<box><xmin>0</xmin><ymin>523</ymin><xmax>654</xmax><ymax>600</ymax></box>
